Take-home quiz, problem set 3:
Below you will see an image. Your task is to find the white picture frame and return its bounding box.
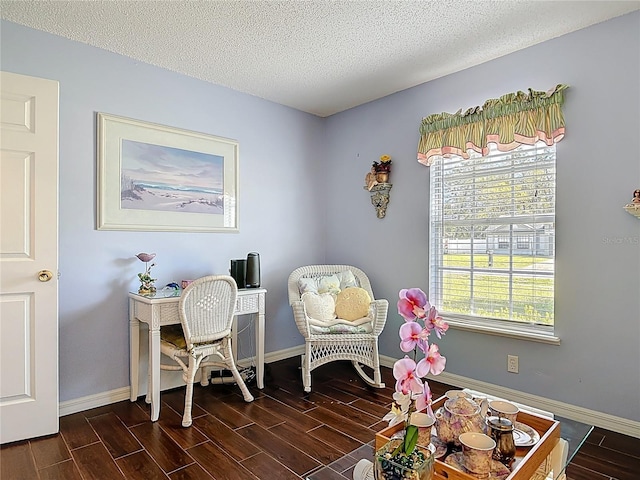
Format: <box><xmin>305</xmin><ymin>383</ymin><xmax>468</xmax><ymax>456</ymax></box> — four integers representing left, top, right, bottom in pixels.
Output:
<box><xmin>97</xmin><ymin>113</ymin><xmax>239</xmax><ymax>232</ymax></box>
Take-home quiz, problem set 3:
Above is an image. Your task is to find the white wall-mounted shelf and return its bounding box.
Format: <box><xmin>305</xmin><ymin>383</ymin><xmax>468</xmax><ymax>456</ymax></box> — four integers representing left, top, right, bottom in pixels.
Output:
<box><xmin>623</xmin><ymin>204</ymin><xmax>640</xmax><ymax>218</ymax></box>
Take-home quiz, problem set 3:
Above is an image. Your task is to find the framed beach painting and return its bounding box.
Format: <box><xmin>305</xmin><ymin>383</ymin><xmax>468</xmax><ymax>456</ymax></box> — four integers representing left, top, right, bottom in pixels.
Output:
<box><xmin>97</xmin><ymin>113</ymin><xmax>238</xmax><ymax>232</ymax></box>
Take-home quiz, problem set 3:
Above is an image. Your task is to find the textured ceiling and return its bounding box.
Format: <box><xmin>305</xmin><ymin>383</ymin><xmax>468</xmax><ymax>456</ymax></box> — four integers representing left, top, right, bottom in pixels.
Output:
<box><xmin>2</xmin><ymin>1</ymin><xmax>638</xmax><ymax>116</ymax></box>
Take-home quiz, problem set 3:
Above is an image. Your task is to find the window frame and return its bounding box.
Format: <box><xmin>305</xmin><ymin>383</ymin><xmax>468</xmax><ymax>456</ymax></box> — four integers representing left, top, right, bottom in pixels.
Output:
<box><xmin>428</xmin><ymin>143</ymin><xmax>560</xmax><ymax>344</ymax></box>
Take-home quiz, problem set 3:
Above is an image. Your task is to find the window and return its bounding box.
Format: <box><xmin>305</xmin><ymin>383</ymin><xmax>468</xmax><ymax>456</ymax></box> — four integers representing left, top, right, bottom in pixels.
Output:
<box><xmin>429</xmin><ymin>142</ymin><xmax>556</xmax><ymax>338</ymax></box>
<box><xmin>516</xmin><ymin>235</ymin><xmax>531</xmax><ymax>250</ymax></box>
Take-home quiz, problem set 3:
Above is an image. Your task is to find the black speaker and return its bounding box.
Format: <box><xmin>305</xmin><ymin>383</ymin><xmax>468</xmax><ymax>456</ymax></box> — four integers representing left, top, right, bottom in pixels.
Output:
<box><xmin>246</xmin><ymin>252</ymin><xmax>260</xmax><ymax>288</ymax></box>
<box><xmin>230</xmin><ymin>259</ymin><xmax>246</xmax><ymax>288</ymax></box>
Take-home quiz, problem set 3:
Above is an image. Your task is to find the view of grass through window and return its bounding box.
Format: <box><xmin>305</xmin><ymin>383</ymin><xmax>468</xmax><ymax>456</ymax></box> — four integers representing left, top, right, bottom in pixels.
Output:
<box><xmin>441</xmin><ymin>254</ymin><xmax>554</xmax><ymax>324</ymax></box>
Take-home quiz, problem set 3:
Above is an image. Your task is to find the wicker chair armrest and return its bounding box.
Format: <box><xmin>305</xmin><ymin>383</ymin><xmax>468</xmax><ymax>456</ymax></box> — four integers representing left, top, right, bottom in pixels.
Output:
<box><xmin>370</xmin><ymin>298</ymin><xmax>389</xmax><ymax>336</ymax></box>
<box><xmin>291</xmin><ymin>300</ymin><xmax>311</xmax><ymax>338</ymax></box>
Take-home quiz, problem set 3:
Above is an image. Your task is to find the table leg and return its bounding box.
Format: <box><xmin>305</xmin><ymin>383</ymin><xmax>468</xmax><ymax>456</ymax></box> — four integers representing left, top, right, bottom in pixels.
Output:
<box><xmin>149</xmin><ymin>325</ymin><xmax>161</xmax><ymax>421</ymax></box>
<box><xmin>129</xmin><ymin>299</ymin><xmax>140</xmax><ymax>402</ymax></box>
<box><xmin>256</xmin><ymin>310</ymin><xmax>264</xmax><ymax>389</ymax></box>
<box><xmin>550</xmin><ymin>438</ymin><xmax>568</xmax><ymax>479</ymax></box>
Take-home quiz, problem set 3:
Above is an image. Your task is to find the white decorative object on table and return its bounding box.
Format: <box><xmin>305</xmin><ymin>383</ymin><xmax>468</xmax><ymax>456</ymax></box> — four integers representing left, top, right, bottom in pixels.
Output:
<box><xmin>513</xmin><ymin>421</ymin><xmax>541</xmax><ymax>447</ymax></box>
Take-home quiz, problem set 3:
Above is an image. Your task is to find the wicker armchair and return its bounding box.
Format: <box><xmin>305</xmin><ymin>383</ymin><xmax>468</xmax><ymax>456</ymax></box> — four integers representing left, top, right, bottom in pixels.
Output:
<box><xmin>159</xmin><ymin>275</ymin><xmax>253</xmax><ymax>427</ymax></box>
<box><xmin>288</xmin><ymin>265</ymin><xmax>388</xmax><ymax>392</ymax></box>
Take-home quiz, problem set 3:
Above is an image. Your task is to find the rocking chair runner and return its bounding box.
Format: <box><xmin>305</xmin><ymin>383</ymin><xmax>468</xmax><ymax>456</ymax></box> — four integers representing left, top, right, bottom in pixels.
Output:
<box><xmin>159</xmin><ymin>275</ymin><xmax>254</xmax><ymax>427</ymax></box>
<box><xmin>288</xmin><ymin>265</ymin><xmax>388</xmax><ymax>392</ymax></box>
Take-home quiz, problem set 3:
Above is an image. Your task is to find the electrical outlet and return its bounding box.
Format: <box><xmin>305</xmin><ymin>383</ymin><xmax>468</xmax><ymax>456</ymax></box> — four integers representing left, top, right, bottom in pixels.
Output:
<box><xmin>507</xmin><ymin>355</ymin><xmax>519</xmax><ymax>373</ymax></box>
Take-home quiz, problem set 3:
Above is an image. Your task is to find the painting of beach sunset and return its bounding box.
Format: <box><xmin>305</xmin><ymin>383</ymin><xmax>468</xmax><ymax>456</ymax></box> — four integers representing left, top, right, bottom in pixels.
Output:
<box><xmin>120</xmin><ymin>139</ymin><xmax>224</xmax><ymax>214</ymax></box>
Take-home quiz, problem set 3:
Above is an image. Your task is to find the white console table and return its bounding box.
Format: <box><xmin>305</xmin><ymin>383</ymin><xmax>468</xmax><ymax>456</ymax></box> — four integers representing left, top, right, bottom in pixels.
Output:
<box><xmin>129</xmin><ymin>287</ymin><xmax>266</xmax><ymax>422</ymax></box>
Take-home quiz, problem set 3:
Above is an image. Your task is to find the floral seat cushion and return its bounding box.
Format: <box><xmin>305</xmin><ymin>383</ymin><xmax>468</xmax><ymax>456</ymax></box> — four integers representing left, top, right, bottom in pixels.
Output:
<box><xmin>309</xmin><ymin>323</ymin><xmax>373</xmax><ymax>334</ymax></box>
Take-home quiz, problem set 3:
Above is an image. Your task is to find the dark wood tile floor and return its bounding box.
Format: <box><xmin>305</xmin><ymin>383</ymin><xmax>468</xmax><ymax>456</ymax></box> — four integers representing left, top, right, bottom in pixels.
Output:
<box><xmin>2</xmin><ymin>357</ymin><xmax>639</xmax><ymax>480</ymax></box>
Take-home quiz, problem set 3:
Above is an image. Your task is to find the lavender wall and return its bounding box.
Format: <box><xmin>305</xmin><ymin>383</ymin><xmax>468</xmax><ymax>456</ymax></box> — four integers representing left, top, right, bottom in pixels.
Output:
<box><xmin>1</xmin><ymin>21</ymin><xmax>326</xmax><ymax>402</ymax></box>
<box><xmin>324</xmin><ymin>11</ymin><xmax>640</xmax><ymax>422</ymax></box>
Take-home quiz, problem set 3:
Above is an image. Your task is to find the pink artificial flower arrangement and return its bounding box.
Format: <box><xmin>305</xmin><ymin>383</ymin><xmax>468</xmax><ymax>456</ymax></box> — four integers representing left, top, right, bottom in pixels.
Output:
<box><xmin>383</xmin><ymin>288</ymin><xmax>449</xmax><ymax>455</ymax></box>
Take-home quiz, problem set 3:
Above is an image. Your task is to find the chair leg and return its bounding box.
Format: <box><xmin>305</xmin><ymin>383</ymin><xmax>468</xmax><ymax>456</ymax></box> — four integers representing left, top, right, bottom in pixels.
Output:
<box><xmin>302</xmin><ymin>347</ymin><xmax>311</xmax><ymax>393</ymax></box>
<box><xmin>300</xmin><ymin>353</ymin><xmax>311</xmax><ymax>393</ymax></box>
<box><xmin>223</xmin><ymin>338</ymin><xmax>253</xmax><ymax>403</ymax></box>
<box><xmin>352</xmin><ymin>361</ymin><xmax>385</xmax><ymax>389</ymax></box>
<box><xmin>182</xmin><ymin>355</ymin><xmax>201</xmax><ymax>427</ymax></box>
<box><xmin>351</xmin><ymin>340</ymin><xmax>385</xmax><ymax>388</ymax></box>
<box><xmin>199</xmin><ymin>366</ymin><xmax>210</xmax><ymax>386</ymax></box>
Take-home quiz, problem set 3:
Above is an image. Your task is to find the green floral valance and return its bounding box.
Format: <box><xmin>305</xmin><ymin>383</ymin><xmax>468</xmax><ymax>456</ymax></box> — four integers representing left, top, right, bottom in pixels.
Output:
<box><xmin>417</xmin><ymin>84</ymin><xmax>568</xmax><ymax>166</ymax></box>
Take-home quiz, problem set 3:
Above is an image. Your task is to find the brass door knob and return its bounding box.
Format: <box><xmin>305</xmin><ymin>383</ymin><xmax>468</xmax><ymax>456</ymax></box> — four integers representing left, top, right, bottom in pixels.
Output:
<box><xmin>38</xmin><ymin>270</ymin><xmax>53</xmax><ymax>282</ymax></box>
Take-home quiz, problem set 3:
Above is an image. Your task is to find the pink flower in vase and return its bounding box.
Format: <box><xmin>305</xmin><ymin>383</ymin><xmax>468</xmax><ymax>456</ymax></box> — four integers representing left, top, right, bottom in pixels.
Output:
<box><xmin>384</xmin><ymin>287</ymin><xmax>449</xmax><ymax>456</ymax></box>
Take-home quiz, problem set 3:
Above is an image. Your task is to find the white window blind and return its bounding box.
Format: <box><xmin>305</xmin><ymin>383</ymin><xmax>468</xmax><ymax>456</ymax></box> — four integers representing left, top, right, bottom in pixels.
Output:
<box><xmin>429</xmin><ymin>142</ymin><xmax>556</xmax><ymax>334</ymax></box>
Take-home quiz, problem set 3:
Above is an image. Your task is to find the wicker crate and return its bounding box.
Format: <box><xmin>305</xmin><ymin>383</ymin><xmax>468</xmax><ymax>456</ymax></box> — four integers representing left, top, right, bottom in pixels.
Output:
<box><xmin>375</xmin><ymin>396</ymin><xmax>560</xmax><ymax>480</ymax></box>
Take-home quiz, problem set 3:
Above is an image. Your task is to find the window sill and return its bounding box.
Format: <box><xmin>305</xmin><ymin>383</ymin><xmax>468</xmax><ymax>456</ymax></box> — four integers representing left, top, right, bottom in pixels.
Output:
<box><xmin>444</xmin><ymin>317</ymin><xmax>561</xmax><ymax>345</ymax></box>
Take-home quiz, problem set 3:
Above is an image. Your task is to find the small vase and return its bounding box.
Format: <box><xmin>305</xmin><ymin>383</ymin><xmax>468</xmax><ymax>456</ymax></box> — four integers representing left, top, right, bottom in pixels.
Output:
<box><xmin>376</xmin><ymin>172</ymin><xmax>389</xmax><ymax>183</ymax></box>
<box><xmin>375</xmin><ymin>438</ymin><xmax>435</xmax><ymax>480</ymax></box>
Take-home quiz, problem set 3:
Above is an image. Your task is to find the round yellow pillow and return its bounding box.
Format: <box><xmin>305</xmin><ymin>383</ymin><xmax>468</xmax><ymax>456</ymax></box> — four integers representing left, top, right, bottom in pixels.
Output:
<box><xmin>335</xmin><ymin>287</ymin><xmax>371</xmax><ymax>321</ymax></box>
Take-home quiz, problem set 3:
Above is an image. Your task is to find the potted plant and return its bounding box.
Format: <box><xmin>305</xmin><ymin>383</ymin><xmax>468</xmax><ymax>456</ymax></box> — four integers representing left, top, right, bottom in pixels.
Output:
<box><xmin>376</xmin><ymin>288</ymin><xmax>449</xmax><ymax>480</ymax></box>
<box><xmin>372</xmin><ymin>154</ymin><xmax>392</xmax><ymax>183</ymax></box>
<box><xmin>136</xmin><ymin>252</ymin><xmax>157</xmax><ymax>294</ymax></box>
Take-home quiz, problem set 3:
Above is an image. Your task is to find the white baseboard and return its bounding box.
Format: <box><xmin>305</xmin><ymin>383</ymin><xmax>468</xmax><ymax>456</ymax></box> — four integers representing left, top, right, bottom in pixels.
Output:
<box><xmin>237</xmin><ymin>345</ymin><xmax>305</xmax><ymax>367</ymax></box>
<box><xmin>60</xmin><ymin>348</ymin><xmax>639</xmax><ymax>440</ymax></box>
<box><xmin>265</xmin><ymin>345</ymin><xmax>305</xmax><ymax>363</ymax></box>
<box><xmin>59</xmin><ymin>387</ymin><xmax>131</xmax><ymax>417</ymax></box>
<box><xmin>381</xmin><ymin>354</ymin><xmax>640</xmax><ymax>439</ymax></box>
<box><xmin>59</xmin><ymin>346</ymin><xmax>307</xmax><ymax>417</ymax></box>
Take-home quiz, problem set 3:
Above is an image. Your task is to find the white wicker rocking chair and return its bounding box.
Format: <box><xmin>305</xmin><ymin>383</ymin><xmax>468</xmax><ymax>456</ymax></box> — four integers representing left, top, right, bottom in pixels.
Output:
<box><xmin>288</xmin><ymin>265</ymin><xmax>388</xmax><ymax>393</ymax></box>
<box><xmin>159</xmin><ymin>275</ymin><xmax>254</xmax><ymax>427</ymax></box>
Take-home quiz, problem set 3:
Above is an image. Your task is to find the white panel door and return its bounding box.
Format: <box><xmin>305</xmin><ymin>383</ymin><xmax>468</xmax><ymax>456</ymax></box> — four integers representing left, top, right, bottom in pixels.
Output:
<box><xmin>0</xmin><ymin>71</ymin><xmax>59</xmax><ymax>444</ymax></box>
